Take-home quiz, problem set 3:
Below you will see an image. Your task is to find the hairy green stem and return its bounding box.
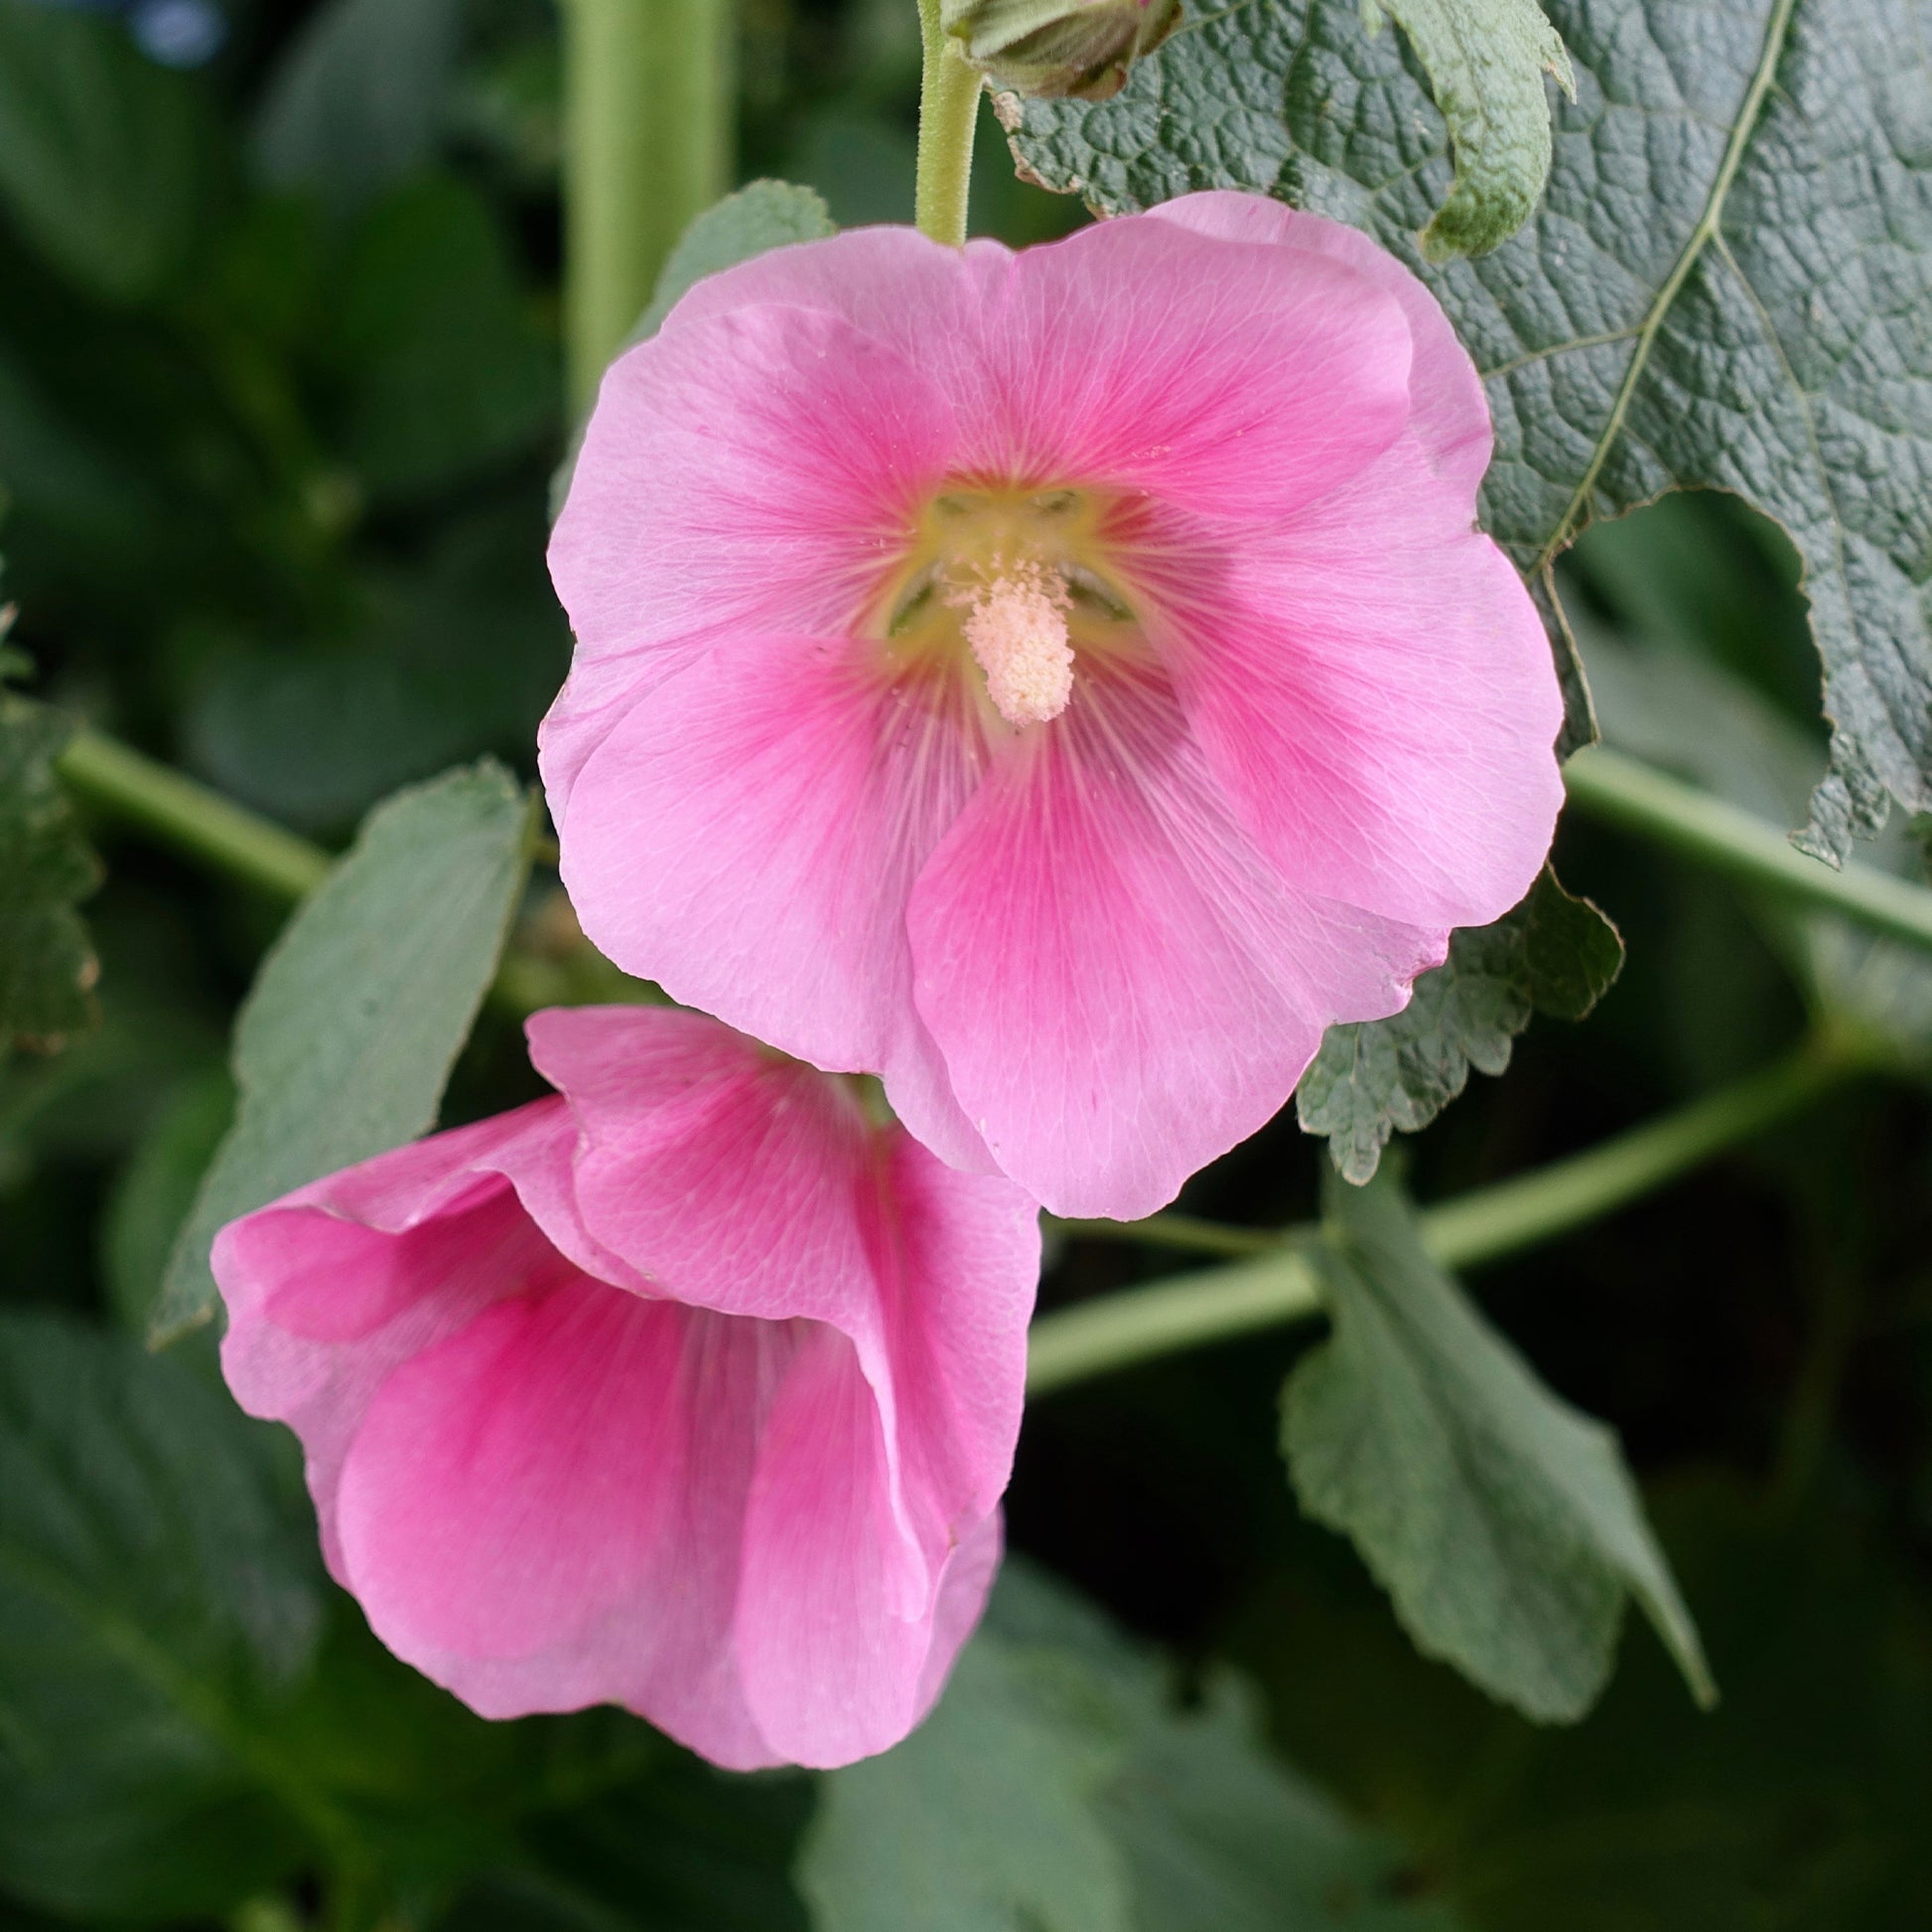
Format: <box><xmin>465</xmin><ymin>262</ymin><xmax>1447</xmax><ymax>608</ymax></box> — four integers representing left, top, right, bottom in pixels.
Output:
<box><xmin>561</xmin><ymin>0</ymin><xmax>733</xmax><ymax>410</ymax></box>
<box><xmin>58</xmin><ymin>729</ymin><xmax>331</xmax><ymax>902</ymax></box>
<box><xmin>1028</xmin><ymin>1038</ymin><xmax>1858</xmax><ymax>1395</ymax></box>
<box><xmin>915</xmin><ymin>0</ymin><xmax>980</xmax><ymax>245</ymax></box>
<box><xmin>1565</xmin><ymin>745</ymin><xmax>1932</xmax><ymax>950</ymax></box>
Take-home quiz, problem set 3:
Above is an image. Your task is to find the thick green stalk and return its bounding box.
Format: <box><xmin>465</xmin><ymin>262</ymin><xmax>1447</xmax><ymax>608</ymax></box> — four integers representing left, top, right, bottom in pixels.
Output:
<box><xmin>561</xmin><ymin>0</ymin><xmax>733</xmax><ymax>410</ymax></box>
<box><xmin>58</xmin><ymin>729</ymin><xmax>331</xmax><ymax>902</ymax></box>
<box><xmin>1027</xmin><ymin>1038</ymin><xmax>1858</xmax><ymax>1396</ymax></box>
<box><xmin>915</xmin><ymin>0</ymin><xmax>981</xmax><ymax>245</ymax></box>
<box><xmin>1565</xmin><ymin>745</ymin><xmax>1932</xmax><ymax>951</ymax></box>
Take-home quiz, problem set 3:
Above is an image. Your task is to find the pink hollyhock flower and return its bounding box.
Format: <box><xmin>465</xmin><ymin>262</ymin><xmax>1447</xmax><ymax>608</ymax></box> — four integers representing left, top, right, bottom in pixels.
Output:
<box><xmin>211</xmin><ymin>1006</ymin><xmax>1039</xmax><ymax>1770</ymax></box>
<box><xmin>544</xmin><ymin>192</ymin><xmax>1563</xmax><ymax>1220</ymax></box>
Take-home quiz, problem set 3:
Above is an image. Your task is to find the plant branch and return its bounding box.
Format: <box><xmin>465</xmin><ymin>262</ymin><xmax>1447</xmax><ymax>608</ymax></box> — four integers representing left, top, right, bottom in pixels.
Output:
<box><xmin>1565</xmin><ymin>745</ymin><xmax>1932</xmax><ymax>951</ymax></box>
<box><xmin>1028</xmin><ymin>1036</ymin><xmax>1860</xmax><ymax>1396</ymax></box>
<box><xmin>560</xmin><ymin>0</ymin><xmax>734</xmax><ymax>411</ymax></box>
<box><xmin>59</xmin><ymin>729</ymin><xmax>331</xmax><ymax>903</ymax></box>
<box><xmin>915</xmin><ymin>0</ymin><xmax>981</xmax><ymax>245</ymax></box>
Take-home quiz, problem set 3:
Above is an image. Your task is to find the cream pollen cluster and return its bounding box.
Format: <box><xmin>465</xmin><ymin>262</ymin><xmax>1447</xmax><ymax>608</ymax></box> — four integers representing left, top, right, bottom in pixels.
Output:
<box><xmin>544</xmin><ymin>192</ymin><xmax>1565</xmax><ymax>1219</ymax></box>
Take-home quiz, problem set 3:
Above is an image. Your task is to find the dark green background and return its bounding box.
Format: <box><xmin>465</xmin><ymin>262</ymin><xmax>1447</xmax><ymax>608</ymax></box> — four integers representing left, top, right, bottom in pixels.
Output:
<box><xmin>1</xmin><ymin>0</ymin><xmax>1929</xmax><ymax>1924</ymax></box>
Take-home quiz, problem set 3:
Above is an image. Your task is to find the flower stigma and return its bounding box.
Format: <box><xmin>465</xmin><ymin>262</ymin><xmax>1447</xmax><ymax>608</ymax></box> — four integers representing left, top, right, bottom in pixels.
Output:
<box><xmin>949</xmin><ymin>560</ymin><xmax>1073</xmax><ymax>728</ymax></box>
<box><xmin>872</xmin><ymin>483</ymin><xmax>1141</xmax><ymax>731</ymax></box>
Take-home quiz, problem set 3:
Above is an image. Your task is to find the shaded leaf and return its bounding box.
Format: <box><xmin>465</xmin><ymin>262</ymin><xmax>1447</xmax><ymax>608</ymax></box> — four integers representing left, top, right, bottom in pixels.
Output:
<box><xmin>0</xmin><ymin>1311</ymin><xmax>324</xmax><ymax>1919</ymax></box>
<box><xmin>1283</xmin><ymin>1168</ymin><xmax>1713</xmax><ymax>1722</ymax></box>
<box><xmin>0</xmin><ymin>0</ymin><xmax>216</xmax><ymax>303</ymax></box>
<box><xmin>803</xmin><ymin>1565</ymin><xmax>1453</xmax><ymax>1932</ymax></box>
<box><xmin>255</xmin><ymin>0</ymin><xmax>465</xmax><ymax>211</ymax></box>
<box><xmin>1011</xmin><ymin>0</ymin><xmax>1932</xmax><ymax>861</ymax></box>
<box><xmin>102</xmin><ymin>1066</ymin><xmax>233</xmax><ymax>1334</ymax></box>
<box><xmin>153</xmin><ymin>760</ymin><xmax>531</xmax><ymax>1345</ymax></box>
<box><xmin>627</xmin><ymin>179</ymin><xmax>836</xmax><ymax>345</ymax></box>
<box><xmin>1298</xmin><ymin>868</ymin><xmax>1620</xmax><ymax>1183</ymax></box>
<box><xmin>1361</xmin><ymin>0</ymin><xmax>1574</xmax><ymax>258</ymax></box>
<box><xmin>0</xmin><ymin>687</ymin><xmax>99</xmax><ymax>1052</ymax></box>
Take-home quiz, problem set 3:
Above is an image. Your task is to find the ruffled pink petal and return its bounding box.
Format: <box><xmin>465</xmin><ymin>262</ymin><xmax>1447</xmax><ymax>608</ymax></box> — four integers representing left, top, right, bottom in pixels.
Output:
<box><xmin>214</xmin><ymin>1009</ymin><xmax>1040</xmax><ymax>1770</ymax></box>
<box><xmin>655</xmin><ymin>207</ymin><xmax>1416</xmax><ymax>523</ymax></box>
<box><xmin>1145</xmin><ymin>193</ymin><xmax>1493</xmax><ymax>496</ymax></box>
<box><xmin>967</xmin><ymin>212</ymin><xmax>1415</xmax><ymax>520</ymax></box>
<box><xmin>545</xmin><ymin>301</ymin><xmax>957</xmax><ymax>815</ymax></box>
<box><xmin>1156</xmin><ymin>442</ymin><xmax>1565</xmax><ymax>932</ymax></box>
<box><xmin>549</xmin><ymin>639</ymin><xmax>993</xmax><ymax>1173</ymax></box>
<box><xmin>337</xmin><ymin>1273</ymin><xmax>789</xmax><ymax>1766</ymax></box>
<box><xmin>214</xmin><ymin>1102</ymin><xmax>578</xmax><ymax>1584</ymax></box>
<box><xmin>656</xmin><ymin>224</ymin><xmax>1013</xmax><ymax>405</ymax></box>
<box><xmin>904</xmin><ymin>664</ymin><xmax>1444</xmax><ymax>1219</ymax></box>
<box><xmin>526</xmin><ymin>1005</ymin><xmax>1037</xmax><ymax>1520</ymax></box>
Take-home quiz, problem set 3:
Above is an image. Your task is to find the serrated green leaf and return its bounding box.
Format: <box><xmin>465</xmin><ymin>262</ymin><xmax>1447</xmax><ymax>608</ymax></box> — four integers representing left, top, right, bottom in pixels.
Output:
<box><xmin>1360</xmin><ymin>0</ymin><xmax>1573</xmax><ymax>257</ymax></box>
<box><xmin>0</xmin><ymin>690</ymin><xmax>100</xmax><ymax>1052</ymax></box>
<box><xmin>0</xmin><ymin>0</ymin><xmax>215</xmax><ymax>304</ymax></box>
<box><xmin>803</xmin><ymin>1565</ymin><xmax>1454</xmax><ymax>1932</ymax></box>
<box><xmin>1011</xmin><ymin>0</ymin><xmax>1932</xmax><ymax>863</ymax></box>
<box><xmin>254</xmin><ymin>0</ymin><xmax>464</xmax><ymax>211</ymax></box>
<box><xmin>0</xmin><ymin>1311</ymin><xmax>325</xmax><ymax>1919</ymax></box>
<box><xmin>627</xmin><ymin>180</ymin><xmax>837</xmax><ymax>347</ymax></box>
<box><xmin>1298</xmin><ymin>867</ymin><xmax>1620</xmax><ymax>1183</ymax></box>
<box><xmin>1283</xmin><ymin>1168</ymin><xmax>1714</xmax><ymax>1723</ymax></box>
<box><xmin>152</xmin><ymin>760</ymin><xmax>531</xmax><ymax>1346</ymax></box>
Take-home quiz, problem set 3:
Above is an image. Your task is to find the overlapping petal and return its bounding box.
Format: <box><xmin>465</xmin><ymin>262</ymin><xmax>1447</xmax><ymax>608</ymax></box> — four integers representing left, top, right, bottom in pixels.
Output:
<box><xmin>545</xmin><ymin>193</ymin><xmax>1564</xmax><ymax>1218</ymax></box>
<box><xmin>212</xmin><ymin>1007</ymin><xmax>1039</xmax><ymax>1770</ymax></box>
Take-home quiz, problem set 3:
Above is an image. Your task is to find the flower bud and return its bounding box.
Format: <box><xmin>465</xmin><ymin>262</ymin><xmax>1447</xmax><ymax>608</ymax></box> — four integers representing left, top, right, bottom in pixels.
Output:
<box><xmin>941</xmin><ymin>0</ymin><xmax>1180</xmax><ymax>102</ymax></box>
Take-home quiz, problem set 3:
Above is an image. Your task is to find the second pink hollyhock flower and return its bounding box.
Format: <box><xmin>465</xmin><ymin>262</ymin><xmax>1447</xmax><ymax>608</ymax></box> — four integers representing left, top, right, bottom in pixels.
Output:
<box><xmin>545</xmin><ymin>192</ymin><xmax>1564</xmax><ymax>1219</ymax></box>
<box><xmin>212</xmin><ymin>1007</ymin><xmax>1038</xmax><ymax>1770</ymax></box>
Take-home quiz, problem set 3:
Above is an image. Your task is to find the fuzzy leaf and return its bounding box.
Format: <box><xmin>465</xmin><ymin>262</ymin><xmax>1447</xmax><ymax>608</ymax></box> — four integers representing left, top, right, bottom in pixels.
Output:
<box><xmin>0</xmin><ymin>1311</ymin><xmax>324</xmax><ymax>1919</ymax></box>
<box><xmin>0</xmin><ymin>0</ymin><xmax>214</xmax><ymax>303</ymax></box>
<box><xmin>1284</xmin><ymin>1168</ymin><xmax>1714</xmax><ymax>1723</ymax></box>
<box><xmin>1011</xmin><ymin>0</ymin><xmax>1932</xmax><ymax>863</ymax></box>
<box><xmin>803</xmin><ymin>1566</ymin><xmax>1451</xmax><ymax>1932</ymax></box>
<box><xmin>0</xmin><ymin>687</ymin><xmax>100</xmax><ymax>1052</ymax></box>
<box><xmin>1298</xmin><ymin>867</ymin><xmax>1620</xmax><ymax>1183</ymax></box>
<box><xmin>254</xmin><ymin>0</ymin><xmax>464</xmax><ymax>211</ymax></box>
<box><xmin>152</xmin><ymin>760</ymin><xmax>530</xmax><ymax>1345</ymax></box>
<box><xmin>1361</xmin><ymin>0</ymin><xmax>1574</xmax><ymax>257</ymax></box>
<box><xmin>625</xmin><ymin>180</ymin><xmax>837</xmax><ymax>347</ymax></box>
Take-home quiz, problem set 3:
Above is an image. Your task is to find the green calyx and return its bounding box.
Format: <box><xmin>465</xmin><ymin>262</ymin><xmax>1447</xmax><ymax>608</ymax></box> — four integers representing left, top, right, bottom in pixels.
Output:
<box><xmin>940</xmin><ymin>0</ymin><xmax>1179</xmax><ymax>102</ymax></box>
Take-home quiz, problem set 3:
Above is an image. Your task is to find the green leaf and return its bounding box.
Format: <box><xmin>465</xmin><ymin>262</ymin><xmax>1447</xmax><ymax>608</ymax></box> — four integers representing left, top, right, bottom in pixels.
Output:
<box><xmin>152</xmin><ymin>760</ymin><xmax>531</xmax><ymax>1346</ymax></box>
<box><xmin>1298</xmin><ymin>867</ymin><xmax>1620</xmax><ymax>1183</ymax></box>
<box><xmin>1283</xmin><ymin>1167</ymin><xmax>1714</xmax><ymax>1723</ymax></box>
<box><xmin>254</xmin><ymin>0</ymin><xmax>465</xmax><ymax>211</ymax></box>
<box><xmin>0</xmin><ymin>688</ymin><xmax>100</xmax><ymax>1053</ymax></box>
<box><xmin>1360</xmin><ymin>0</ymin><xmax>1574</xmax><ymax>257</ymax></box>
<box><xmin>627</xmin><ymin>180</ymin><xmax>837</xmax><ymax>346</ymax></box>
<box><xmin>0</xmin><ymin>0</ymin><xmax>216</xmax><ymax>303</ymax></box>
<box><xmin>0</xmin><ymin>1311</ymin><xmax>325</xmax><ymax>1919</ymax></box>
<box><xmin>803</xmin><ymin>1565</ymin><xmax>1452</xmax><ymax>1932</ymax></box>
<box><xmin>1011</xmin><ymin>0</ymin><xmax>1932</xmax><ymax>862</ymax></box>
<box><xmin>102</xmin><ymin>1067</ymin><xmax>234</xmax><ymax>1334</ymax></box>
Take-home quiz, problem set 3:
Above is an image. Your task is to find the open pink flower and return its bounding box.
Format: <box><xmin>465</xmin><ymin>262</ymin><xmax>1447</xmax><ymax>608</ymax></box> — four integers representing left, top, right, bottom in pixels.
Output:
<box><xmin>545</xmin><ymin>193</ymin><xmax>1563</xmax><ymax>1219</ymax></box>
<box><xmin>212</xmin><ymin>1006</ymin><xmax>1038</xmax><ymax>1770</ymax></box>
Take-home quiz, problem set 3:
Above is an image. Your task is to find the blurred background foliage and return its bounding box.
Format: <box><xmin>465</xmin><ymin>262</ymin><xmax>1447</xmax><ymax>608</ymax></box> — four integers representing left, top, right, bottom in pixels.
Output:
<box><xmin>1</xmin><ymin>0</ymin><xmax>1930</xmax><ymax>1926</ymax></box>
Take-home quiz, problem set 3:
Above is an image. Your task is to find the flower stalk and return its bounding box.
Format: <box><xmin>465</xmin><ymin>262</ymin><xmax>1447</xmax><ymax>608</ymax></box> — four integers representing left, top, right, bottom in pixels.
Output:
<box><xmin>1028</xmin><ymin>1034</ymin><xmax>1860</xmax><ymax>1395</ymax></box>
<box><xmin>915</xmin><ymin>0</ymin><xmax>982</xmax><ymax>245</ymax></box>
<box><xmin>560</xmin><ymin>0</ymin><xmax>733</xmax><ymax>411</ymax></box>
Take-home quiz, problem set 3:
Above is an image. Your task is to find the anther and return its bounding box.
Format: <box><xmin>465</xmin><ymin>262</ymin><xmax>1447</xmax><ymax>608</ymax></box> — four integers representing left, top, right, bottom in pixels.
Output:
<box><xmin>949</xmin><ymin>563</ymin><xmax>1074</xmax><ymax>728</ymax></box>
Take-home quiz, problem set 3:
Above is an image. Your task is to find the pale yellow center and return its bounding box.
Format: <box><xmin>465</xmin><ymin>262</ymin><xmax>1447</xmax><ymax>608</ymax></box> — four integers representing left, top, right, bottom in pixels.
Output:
<box><xmin>867</xmin><ymin>483</ymin><xmax>1144</xmax><ymax>731</ymax></box>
